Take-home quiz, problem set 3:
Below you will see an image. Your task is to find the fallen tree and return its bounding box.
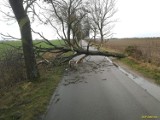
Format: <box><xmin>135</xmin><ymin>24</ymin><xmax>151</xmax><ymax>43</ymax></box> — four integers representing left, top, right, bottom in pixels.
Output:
<box><xmin>32</xmin><ymin>0</ymin><xmax>124</xmax><ymax>66</ymax></box>
<box><xmin>34</xmin><ymin>38</ymin><xmax>125</xmax><ymax>66</ymax></box>
<box><xmin>36</xmin><ymin>43</ymin><xmax>125</xmax><ymax>59</ymax></box>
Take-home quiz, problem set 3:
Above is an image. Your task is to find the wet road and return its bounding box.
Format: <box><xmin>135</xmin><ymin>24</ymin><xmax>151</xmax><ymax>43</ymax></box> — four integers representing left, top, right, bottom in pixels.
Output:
<box><xmin>44</xmin><ymin>56</ymin><xmax>160</xmax><ymax>120</ymax></box>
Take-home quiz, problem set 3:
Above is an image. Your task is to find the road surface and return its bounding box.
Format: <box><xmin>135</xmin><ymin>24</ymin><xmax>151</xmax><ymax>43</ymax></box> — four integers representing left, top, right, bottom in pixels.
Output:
<box><xmin>44</xmin><ymin>55</ymin><xmax>160</xmax><ymax>120</ymax></box>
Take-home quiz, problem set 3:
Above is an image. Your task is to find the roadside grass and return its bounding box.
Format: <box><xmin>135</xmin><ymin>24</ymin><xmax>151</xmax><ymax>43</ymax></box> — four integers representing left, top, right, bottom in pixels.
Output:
<box><xmin>0</xmin><ymin>65</ymin><xmax>66</xmax><ymax>120</ymax></box>
<box><xmin>0</xmin><ymin>40</ymin><xmax>67</xmax><ymax>120</ymax></box>
<box><xmin>120</xmin><ymin>57</ymin><xmax>160</xmax><ymax>84</ymax></box>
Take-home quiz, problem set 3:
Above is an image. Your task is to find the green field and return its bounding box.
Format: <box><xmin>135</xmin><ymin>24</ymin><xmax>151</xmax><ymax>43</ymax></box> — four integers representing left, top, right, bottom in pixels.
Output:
<box><xmin>0</xmin><ymin>41</ymin><xmax>21</xmax><ymax>50</ymax></box>
<box><xmin>0</xmin><ymin>40</ymin><xmax>64</xmax><ymax>49</ymax></box>
<box><xmin>34</xmin><ymin>40</ymin><xmax>65</xmax><ymax>48</ymax></box>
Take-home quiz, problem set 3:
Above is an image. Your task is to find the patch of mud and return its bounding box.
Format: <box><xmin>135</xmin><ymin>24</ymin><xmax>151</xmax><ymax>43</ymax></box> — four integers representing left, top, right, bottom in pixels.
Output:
<box><xmin>75</xmin><ymin>60</ymin><xmax>114</xmax><ymax>74</ymax></box>
<box><xmin>63</xmin><ymin>75</ymin><xmax>87</xmax><ymax>86</ymax></box>
<box><xmin>63</xmin><ymin>58</ymin><xmax>114</xmax><ymax>86</ymax></box>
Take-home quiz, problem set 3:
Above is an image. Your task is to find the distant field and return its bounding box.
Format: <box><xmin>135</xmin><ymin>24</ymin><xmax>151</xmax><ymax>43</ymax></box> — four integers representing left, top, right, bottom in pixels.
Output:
<box><xmin>106</xmin><ymin>38</ymin><xmax>160</xmax><ymax>51</ymax></box>
<box><xmin>33</xmin><ymin>40</ymin><xmax>64</xmax><ymax>48</ymax></box>
<box><xmin>0</xmin><ymin>40</ymin><xmax>65</xmax><ymax>58</ymax></box>
<box><xmin>105</xmin><ymin>38</ymin><xmax>160</xmax><ymax>66</ymax></box>
<box><xmin>0</xmin><ymin>41</ymin><xmax>21</xmax><ymax>50</ymax></box>
<box><xmin>0</xmin><ymin>40</ymin><xmax>64</xmax><ymax>50</ymax></box>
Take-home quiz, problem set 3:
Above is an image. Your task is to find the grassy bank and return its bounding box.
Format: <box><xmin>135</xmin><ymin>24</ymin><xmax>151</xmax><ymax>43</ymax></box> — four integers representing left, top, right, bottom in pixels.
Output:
<box><xmin>0</xmin><ymin>65</ymin><xmax>66</xmax><ymax>120</ymax></box>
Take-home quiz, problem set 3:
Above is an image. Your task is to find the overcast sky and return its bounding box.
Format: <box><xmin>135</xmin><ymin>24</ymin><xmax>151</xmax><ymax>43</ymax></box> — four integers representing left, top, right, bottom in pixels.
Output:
<box><xmin>0</xmin><ymin>0</ymin><xmax>160</xmax><ymax>40</ymax></box>
<box><xmin>114</xmin><ymin>0</ymin><xmax>160</xmax><ymax>38</ymax></box>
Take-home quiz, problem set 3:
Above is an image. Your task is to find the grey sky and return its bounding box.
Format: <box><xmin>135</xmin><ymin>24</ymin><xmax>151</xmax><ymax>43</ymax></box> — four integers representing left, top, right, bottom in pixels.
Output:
<box><xmin>113</xmin><ymin>0</ymin><xmax>160</xmax><ymax>38</ymax></box>
<box><xmin>0</xmin><ymin>0</ymin><xmax>160</xmax><ymax>40</ymax></box>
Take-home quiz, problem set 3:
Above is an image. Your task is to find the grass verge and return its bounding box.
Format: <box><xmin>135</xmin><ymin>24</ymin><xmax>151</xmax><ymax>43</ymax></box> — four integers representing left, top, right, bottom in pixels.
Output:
<box><xmin>120</xmin><ymin>57</ymin><xmax>160</xmax><ymax>84</ymax></box>
<box><xmin>0</xmin><ymin>65</ymin><xmax>66</xmax><ymax>120</ymax></box>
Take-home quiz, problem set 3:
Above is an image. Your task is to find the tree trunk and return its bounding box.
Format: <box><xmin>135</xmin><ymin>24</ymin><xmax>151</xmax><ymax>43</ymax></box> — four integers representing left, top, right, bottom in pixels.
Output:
<box><xmin>9</xmin><ymin>0</ymin><xmax>39</xmax><ymax>80</ymax></box>
<box><xmin>93</xmin><ymin>29</ymin><xmax>97</xmax><ymax>42</ymax></box>
<box><xmin>100</xmin><ymin>30</ymin><xmax>104</xmax><ymax>43</ymax></box>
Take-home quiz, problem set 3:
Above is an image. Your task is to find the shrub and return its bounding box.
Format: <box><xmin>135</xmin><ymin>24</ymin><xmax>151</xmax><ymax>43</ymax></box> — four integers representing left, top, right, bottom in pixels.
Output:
<box><xmin>125</xmin><ymin>45</ymin><xmax>142</xmax><ymax>59</ymax></box>
<box><xmin>0</xmin><ymin>48</ymin><xmax>26</xmax><ymax>89</ymax></box>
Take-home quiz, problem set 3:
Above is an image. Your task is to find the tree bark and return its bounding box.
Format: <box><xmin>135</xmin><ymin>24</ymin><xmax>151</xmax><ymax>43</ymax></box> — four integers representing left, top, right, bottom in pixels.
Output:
<box><xmin>100</xmin><ymin>30</ymin><xmax>104</xmax><ymax>43</ymax></box>
<box><xmin>9</xmin><ymin>0</ymin><xmax>39</xmax><ymax>80</ymax></box>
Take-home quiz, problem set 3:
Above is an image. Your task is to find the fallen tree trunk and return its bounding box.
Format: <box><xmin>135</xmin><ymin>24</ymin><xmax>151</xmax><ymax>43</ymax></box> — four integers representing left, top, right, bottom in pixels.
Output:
<box><xmin>35</xmin><ymin>45</ymin><xmax>125</xmax><ymax>65</ymax></box>
<box><xmin>75</xmin><ymin>49</ymin><xmax>125</xmax><ymax>58</ymax></box>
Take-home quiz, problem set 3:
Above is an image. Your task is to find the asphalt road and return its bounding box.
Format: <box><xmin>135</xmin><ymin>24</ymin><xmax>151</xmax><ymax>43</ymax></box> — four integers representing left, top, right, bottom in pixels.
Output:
<box><xmin>44</xmin><ymin>55</ymin><xmax>160</xmax><ymax>120</ymax></box>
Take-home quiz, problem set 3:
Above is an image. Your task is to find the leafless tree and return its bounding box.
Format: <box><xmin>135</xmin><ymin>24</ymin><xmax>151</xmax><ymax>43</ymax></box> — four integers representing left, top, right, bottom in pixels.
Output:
<box><xmin>43</xmin><ymin>0</ymin><xmax>89</xmax><ymax>48</ymax></box>
<box><xmin>88</xmin><ymin>0</ymin><xmax>117</xmax><ymax>43</ymax></box>
<box><xmin>7</xmin><ymin>0</ymin><xmax>39</xmax><ymax>80</ymax></box>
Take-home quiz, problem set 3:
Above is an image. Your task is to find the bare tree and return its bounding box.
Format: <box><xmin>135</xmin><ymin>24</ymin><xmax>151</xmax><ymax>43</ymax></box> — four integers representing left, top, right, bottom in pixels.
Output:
<box><xmin>8</xmin><ymin>0</ymin><xmax>39</xmax><ymax>80</ymax></box>
<box><xmin>82</xmin><ymin>16</ymin><xmax>91</xmax><ymax>39</ymax></box>
<box><xmin>43</xmin><ymin>0</ymin><xmax>89</xmax><ymax>48</ymax></box>
<box><xmin>88</xmin><ymin>0</ymin><xmax>117</xmax><ymax>43</ymax></box>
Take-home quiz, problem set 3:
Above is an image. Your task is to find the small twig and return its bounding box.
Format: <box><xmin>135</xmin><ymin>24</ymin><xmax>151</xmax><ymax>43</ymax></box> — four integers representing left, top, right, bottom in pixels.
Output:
<box><xmin>0</xmin><ymin>33</ymin><xmax>20</xmax><ymax>40</ymax></box>
<box><xmin>31</xmin><ymin>28</ymin><xmax>57</xmax><ymax>47</ymax></box>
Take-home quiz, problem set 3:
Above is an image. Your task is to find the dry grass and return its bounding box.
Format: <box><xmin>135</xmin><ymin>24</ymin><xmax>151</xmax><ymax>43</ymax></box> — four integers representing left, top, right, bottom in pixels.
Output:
<box><xmin>94</xmin><ymin>37</ymin><xmax>160</xmax><ymax>84</ymax></box>
<box><xmin>104</xmin><ymin>38</ymin><xmax>160</xmax><ymax>66</ymax></box>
